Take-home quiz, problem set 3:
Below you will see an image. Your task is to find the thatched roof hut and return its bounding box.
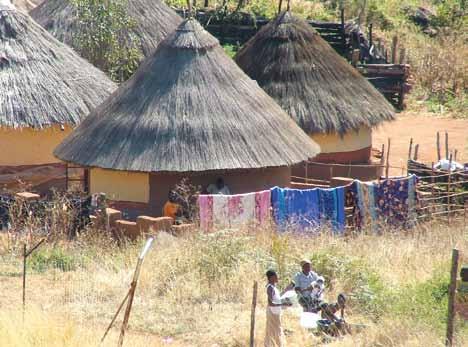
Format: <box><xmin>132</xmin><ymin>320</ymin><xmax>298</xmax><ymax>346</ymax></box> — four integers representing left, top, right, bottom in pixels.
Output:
<box><xmin>235</xmin><ymin>11</ymin><xmax>395</xmax><ymax>165</ymax></box>
<box><xmin>0</xmin><ymin>1</ymin><xmax>116</xmax><ymax>168</ymax></box>
<box><xmin>55</xmin><ymin>18</ymin><xmax>320</xmax><ymax>215</ymax></box>
<box><xmin>30</xmin><ymin>0</ymin><xmax>182</xmax><ymax>58</ymax></box>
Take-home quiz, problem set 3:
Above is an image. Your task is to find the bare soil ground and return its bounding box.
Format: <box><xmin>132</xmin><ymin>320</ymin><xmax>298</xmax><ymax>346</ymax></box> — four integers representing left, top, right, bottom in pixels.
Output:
<box><xmin>373</xmin><ymin>111</ymin><xmax>468</xmax><ymax>175</ymax></box>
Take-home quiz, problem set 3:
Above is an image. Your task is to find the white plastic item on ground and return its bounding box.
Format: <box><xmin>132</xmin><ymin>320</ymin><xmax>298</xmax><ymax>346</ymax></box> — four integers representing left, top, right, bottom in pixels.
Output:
<box><xmin>434</xmin><ymin>159</ymin><xmax>464</xmax><ymax>172</ymax></box>
<box><xmin>300</xmin><ymin>312</ymin><xmax>321</xmax><ymax>329</ymax></box>
<box><xmin>280</xmin><ymin>290</ymin><xmax>297</xmax><ymax>300</ymax></box>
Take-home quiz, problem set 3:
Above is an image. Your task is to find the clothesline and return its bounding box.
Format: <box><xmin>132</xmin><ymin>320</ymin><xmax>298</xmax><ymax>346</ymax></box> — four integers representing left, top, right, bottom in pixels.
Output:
<box><xmin>197</xmin><ymin>175</ymin><xmax>419</xmax><ymax>234</ymax></box>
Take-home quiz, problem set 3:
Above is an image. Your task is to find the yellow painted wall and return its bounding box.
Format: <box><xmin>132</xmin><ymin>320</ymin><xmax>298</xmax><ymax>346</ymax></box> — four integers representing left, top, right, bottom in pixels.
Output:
<box><xmin>311</xmin><ymin>126</ymin><xmax>372</xmax><ymax>153</ymax></box>
<box><xmin>0</xmin><ymin>125</ymin><xmax>72</xmax><ymax>166</ymax></box>
<box><xmin>90</xmin><ymin>168</ymin><xmax>149</xmax><ymax>203</ymax></box>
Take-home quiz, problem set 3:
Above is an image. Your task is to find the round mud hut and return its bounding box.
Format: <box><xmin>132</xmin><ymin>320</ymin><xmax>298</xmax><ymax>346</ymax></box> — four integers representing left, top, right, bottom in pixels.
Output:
<box><xmin>30</xmin><ymin>0</ymin><xmax>182</xmax><ymax>59</ymax></box>
<box><xmin>54</xmin><ymin>18</ymin><xmax>320</xmax><ymax>217</ymax></box>
<box><xmin>235</xmin><ymin>11</ymin><xmax>395</xmax><ymax>165</ymax></box>
<box><xmin>0</xmin><ymin>2</ymin><xmax>116</xmax><ymax>188</ymax></box>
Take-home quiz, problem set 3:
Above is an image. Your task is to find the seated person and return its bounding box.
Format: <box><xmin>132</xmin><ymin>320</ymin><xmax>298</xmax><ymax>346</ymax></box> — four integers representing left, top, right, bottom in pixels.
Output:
<box><xmin>162</xmin><ymin>191</ymin><xmax>182</xmax><ymax>223</ymax></box>
<box><xmin>291</xmin><ymin>259</ymin><xmax>323</xmax><ymax>312</ymax></box>
<box><xmin>206</xmin><ymin>178</ymin><xmax>231</xmax><ymax>195</ymax></box>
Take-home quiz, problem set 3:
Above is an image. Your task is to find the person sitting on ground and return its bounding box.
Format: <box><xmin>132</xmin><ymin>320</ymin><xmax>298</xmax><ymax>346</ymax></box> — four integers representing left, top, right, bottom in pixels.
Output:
<box><xmin>162</xmin><ymin>190</ymin><xmax>182</xmax><ymax>223</ymax></box>
<box><xmin>265</xmin><ymin>270</ymin><xmax>291</xmax><ymax>347</ymax></box>
<box><xmin>290</xmin><ymin>259</ymin><xmax>323</xmax><ymax>312</ymax></box>
<box><xmin>319</xmin><ymin>294</ymin><xmax>350</xmax><ymax>336</ymax></box>
<box><xmin>206</xmin><ymin>178</ymin><xmax>231</xmax><ymax>195</ymax></box>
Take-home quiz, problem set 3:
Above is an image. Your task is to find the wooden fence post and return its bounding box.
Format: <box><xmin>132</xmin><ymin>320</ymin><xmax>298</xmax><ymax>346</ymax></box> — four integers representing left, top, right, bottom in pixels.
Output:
<box><xmin>447</xmin><ymin>155</ymin><xmax>453</xmax><ymax>224</ymax></box>
<box><xmin>446</xmin><ymin>249</ymin><xmax>459</xmax><ymax>347</ymax></box>
<box><xmin>437</xmin><ymin>132</ymin><xmax>441</xmax><ymax>161</ymax></box>
<box><xmin>414</xmin><ymin>144</ymin><xmax>419</xmax><ymax>161</ymax></box>
<box><xmin>445</xmin><ymin>131</ymin><xmax>449</xmax><ymax>160</ymax></box>
<box><xmin>249</xmin><ymin>281</ymin><xmax>258</xmax><ymax>347</ymax></box>
<box><xmin>391</xmin><ymin>36</ymin><xmax>398</xmax><ymax>63</ymax></box>
<box><xmin>385</xmin><ymin>138</ymin><xmax>391</xmax><ymax>178</ymax></box>
<box><xmin>408</xmin><ymin>138</ymin><xmax>413</xmax><ymax>160</ymax></box>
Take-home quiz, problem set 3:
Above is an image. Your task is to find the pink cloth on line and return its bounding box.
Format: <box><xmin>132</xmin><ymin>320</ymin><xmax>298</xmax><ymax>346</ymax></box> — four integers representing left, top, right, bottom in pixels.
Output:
<box><xmin>198</xmin><ymin>195</ymin><xmax>213</xmax><ymax>231</ymax></box>
<box><xmin>255</xmin><ymin>190</ymin><xmax>271</xmax><ymax>223</ymax></box>
<box><xmin>199</xmin><ymin>190</ymin><xmax>272</xmax><ymax>231</ymax></box>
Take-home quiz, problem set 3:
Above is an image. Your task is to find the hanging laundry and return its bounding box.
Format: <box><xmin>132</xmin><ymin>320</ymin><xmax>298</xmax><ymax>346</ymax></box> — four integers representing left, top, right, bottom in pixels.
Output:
<box><xmin>352</xmin><ymin>175</ymin><xmax>418</xmax><ymax>231</ymax></box>
<box><xmin>318</xmin><ymin>187</ymin><xmax>346</xmax><ymax>233</ymax></box>
<box><xmin>374</xmin><ymin>175</ymin><xmax>418</xmax><ymax>228</ymax></box>
<box><xmin>270</xmin><ymin>186</ymin><xmax>345</xmax><ymax>233</ymax></box>
<box><xmin>198</xmin><ymin>190</ymin><xmax>271</xmax><ymax>231</ymax></box>
<box><xmin>198</xmin><ymin>195</ymin><xmax>213</xmax><ymax>231</ymax></box>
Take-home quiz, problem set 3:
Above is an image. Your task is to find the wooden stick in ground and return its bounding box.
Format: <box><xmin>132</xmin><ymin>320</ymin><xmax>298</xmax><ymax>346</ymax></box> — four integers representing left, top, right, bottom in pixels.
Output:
<box><xmin>381</xmin><ymin>143</ymin><xmax>385</xmax><ymax>165</ymax></box>
<box><xmin>116</xmin><ymin>237</ymin><xmax>154</xmax><ymax>347</ymax></box>
<box><xmin>454</xmin><ymin>149</ymin><xmax>458</xmax><ymax>162</ymax></box>
<box><xmin>22</xmin><ymin>243</ymin><xmax>26</xmax><ymax>312</ymax></box>
<box><xmin>447</xmin><ymin>154</ymin><xmax>453</xmax><ymax>224</ymax></box>
<box><xmin>431</xmin><ymin>162</ymin><xmax>435</xmax><ymax>216</ymax></box>
<box><xmin>100</xmin><ymin>290</ymin><xmax>131</xmax><ymax>343</ymax></box>
<box><xmin>445</xmin><ymin>131</ymin><xmax>449</xmax><ymax>160</ymax></box>
<box><xmin>385</xmin><ymin>138</ymin><xmax>391</xmax><ymax>178</ymax></box>
<box><xmin>414</xmin><ymin>144</ymin><xmax>419</xmax><ymax>161</ymax></box>
<box><xmin>408</xmin><ymin>138</ymin><xmax>413</xmax><ymax>160</ymax></box>
<box><xmin>391</xmin><ymin>36</ymin><xmax>398</xmax><ymax>64</ymax></box>
<box><xmin>446</xmin><ymin>249</ymin><xmax>459</xmax><ymax>347</ymax></box>
<box><xmin>437</xmin><ymin>132</ymin><xmax>441</xmax><ymax>161</ymax></box>
<box><xmin>249</xmin><ymin>281</ymin><xmax>258</xmax><ymax>347</ymax></box>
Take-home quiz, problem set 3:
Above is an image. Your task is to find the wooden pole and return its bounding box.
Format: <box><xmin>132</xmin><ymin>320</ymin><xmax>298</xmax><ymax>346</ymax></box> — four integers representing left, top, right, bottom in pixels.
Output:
<box><xmin>22</xmin><ymin>243</ymin><xmax>26</xmax><ymax>311</ymax></box>
<box><xmin>249</xmin><ymin>281</ymin><xmax>258</xmax><ymax>347</ymax></box>
<box><xmin>116</xmin><ymin>238</ymin><xmax>154</xmax><ymax>347</ymax></box>
<box><xmin>408</xmin><ymin>138</ymin><xmax>413</xmax><ymax>160</ymax></box>
<box><xmin>391</xmin><ymin>36</ymin><xmax>398</xmax><ymax>64</ymax></box>
<box><xmin>340</xmin><ymin>8</ymin><xmax>346</xmax><ymax>51</ymax></box>
<box><xmin>381</xmin><ymin>143</ymin><xmax>385</xmax><ymax>165</ymax></box>
<box><xmin>351</xmin><ymin>49</ymin><xmax>360</xmax><ymax>67</ymax></box>
<box><xmin>385</xmin><ymin>138</ymin><xmax>391</xmax><ymax>178</ymax></box>
<box><xmin>431</xmin><ymin>162</ymin><xmax>435</xmax><ymax>216</ymax></box>
<box><xmin>437</xmin><ymin>132</ymin><xmax>441</xmax><ymax>161</ymax></box>
<box><xmin>447</xmin><ymin>154</ymin><xmax>453</xmax><ymax>224</ymax></box>
<box><xmin>445</xmin><ymin>131</ymin><xmax>449</xmax><ymax>160</ymax></box>
<box><xmin>446</xmin><ymin>249</ymin><xmax>459</xmax><ymax>347</ymax></box>
<box><xmin>414</xmin><ymin>144</ymin><xmax>419</xmax><ymax>161</ymax></box>
<box><xmin>277</xmin><ymin>0</ymin><xmax>283</xmax><ymax>14</ymax></box>
<box><xmin>368</xmin><ymin>24</ymin><xmax>373</xmax><ymax>49</ymax></box>
<box><xmin>399</xmin><ymin>48</ymin><xmax>406</xmax><ymax>64</ymax></box>
<box><xmin>101</xmin><ymin>291</ymin><xmax>131</xmax><ymax>343</ymax></box>
<box><xmin>454</xmin><ymin>149</ymin><xmax>458</xmax><ymax>162</ymax></box>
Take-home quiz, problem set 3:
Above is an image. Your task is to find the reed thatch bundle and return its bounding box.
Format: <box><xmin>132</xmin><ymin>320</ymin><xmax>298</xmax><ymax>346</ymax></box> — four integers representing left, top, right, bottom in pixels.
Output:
<box><xmin>235</xmin><ymin>11</ymin><xmax>395</xmax><ymax>135</ymax></box>
<box><xmin>30</xmin><ymin>0</ymin><xmax>182</xmax><ymax>57</ymax></box>
<box><xmin>55</xmin><ymin>19</ymin><xmax>320</xmax><ymax>173</ymax></box>
<box><xmin>0</xmin><ymin>2</ymin><xmax>116</xmax><ymax>128</ymax></box>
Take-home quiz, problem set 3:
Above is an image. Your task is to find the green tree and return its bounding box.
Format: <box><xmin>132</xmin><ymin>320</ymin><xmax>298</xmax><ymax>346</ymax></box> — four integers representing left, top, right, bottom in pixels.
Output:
<box><xmin>72</xmin><ymin>0</ymin><xmax>142</xmax><ymax>82</ymax></box>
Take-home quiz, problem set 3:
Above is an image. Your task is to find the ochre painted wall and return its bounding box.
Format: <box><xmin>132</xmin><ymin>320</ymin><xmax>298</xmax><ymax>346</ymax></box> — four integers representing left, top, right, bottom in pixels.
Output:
<box><xmin>0</xmin><ymin>125</ymin><xmax>72</xmax><ymax>166</ymax></box>
<box><xmin>90</xmin><ymin>168</ymin><xmax>150</xmax><ymax>203</ymax></box>
<box><xmin>311</xmin><ymin>126</ymin><xmax>372</xmax><ymax>154</ymax></box>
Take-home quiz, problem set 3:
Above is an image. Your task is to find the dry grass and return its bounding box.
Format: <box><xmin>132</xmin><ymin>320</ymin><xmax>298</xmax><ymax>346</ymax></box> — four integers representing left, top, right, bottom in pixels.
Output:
<box><xmin>1</xmin><ymin>220</ymin><xmax>468</xmax><ymax>346</ymax></box>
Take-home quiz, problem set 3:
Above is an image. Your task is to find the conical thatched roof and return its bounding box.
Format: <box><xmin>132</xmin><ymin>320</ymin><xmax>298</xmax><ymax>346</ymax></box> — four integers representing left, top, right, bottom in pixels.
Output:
<box><xmin>235</xmin><ymin>11</ymin><xmax>395</xmax><ymax>135</ymax></box>
<box><xmin>0</xmin><ymin>2</ymin><xmax>116</xmax><ymax>129</ymax></box>
<box><xmin>54</xmin><ymin>19</ymin><xmax>320</xmax><ymax>173</ymax></box>
<box><xmin>30</xmin><ymin>0</ymin><xmax>182</xmax><ymax>57</ymax></box>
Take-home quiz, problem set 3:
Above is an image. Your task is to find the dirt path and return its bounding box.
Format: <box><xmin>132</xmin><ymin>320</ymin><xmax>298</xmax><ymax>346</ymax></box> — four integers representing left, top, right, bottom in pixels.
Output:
<box><xmin>373</xmin><ymin>112</ymin><xmax>468</xmax><ymax>175</ymax></box>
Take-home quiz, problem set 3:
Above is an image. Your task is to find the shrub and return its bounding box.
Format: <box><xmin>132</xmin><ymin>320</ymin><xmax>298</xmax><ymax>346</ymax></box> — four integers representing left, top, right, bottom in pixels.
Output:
<box><xmin>28</xmin><ymin>248</ymin><xmax>79</xmax><ymax>273</ymax></box>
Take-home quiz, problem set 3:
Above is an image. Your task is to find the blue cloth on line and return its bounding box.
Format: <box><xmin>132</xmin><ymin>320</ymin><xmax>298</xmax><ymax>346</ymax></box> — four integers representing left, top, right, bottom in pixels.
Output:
<box><xmin>318</xmin><ymin>186</ymin><xmax>346</xmax><ymax>234</ymax></box>
<box><xmin>270</xmin><ymin>186</ymin><xmax>345</xmax><ymax>233</ymax></box>
<box><xmin>270</xmin><ymin>187</ymin><xmax>319</xmax><ymax>231</ymax></box>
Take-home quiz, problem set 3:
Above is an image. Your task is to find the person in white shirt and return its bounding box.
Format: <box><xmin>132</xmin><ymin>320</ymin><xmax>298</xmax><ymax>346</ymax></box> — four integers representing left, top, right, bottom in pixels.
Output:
<box><xmin>291</xmin><ymin>259</ymin><xmax>323</xmax><ymax>312</ymax></box>
<box><xmin>207</xmin><ymin>177</ymin><xmax>231</xmax><ymax>195</ymax></box>
<box><xmin>265</xmin><ymin>270</ymin><xmax>291</xmax><ymax>347</ymax></box>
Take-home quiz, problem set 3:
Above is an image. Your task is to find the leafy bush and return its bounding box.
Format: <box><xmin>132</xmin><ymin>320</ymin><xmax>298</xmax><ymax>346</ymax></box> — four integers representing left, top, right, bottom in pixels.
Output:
<box><xmin>310</xmin><ymin>250</ymin><xmax>389</xmax><ymax>318</ymax></box>
<box><xmin>28</xmin><ymin>248</ymin><xmax>78</xmax><ymax>273</ymax></box>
